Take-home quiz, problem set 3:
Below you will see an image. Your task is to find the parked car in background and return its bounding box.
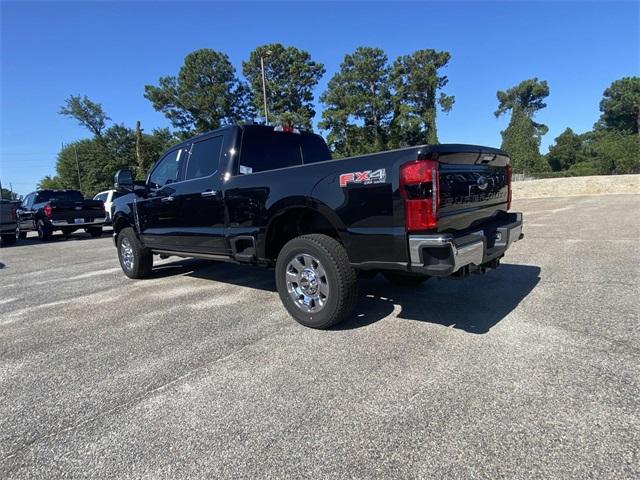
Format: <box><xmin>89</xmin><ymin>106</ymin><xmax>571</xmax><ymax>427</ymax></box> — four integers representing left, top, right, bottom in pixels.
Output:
<box><xmin>0</xmin><ymin>199</ymin><xmax>18</xmax><ymax>245</ymax></box>
<box><xmin>17</xmin><ymin>189</ymin><xmax>106</xmax><ymax>241</ymax></box>
<box><xmin>111</xmin><ymin>124</ymin><xmax>523</xmax><ymax>329</ymax></box>
<box><xmin>93</xmin><ymin>189</ymin><xmax>124</xmax><ymax>225</ymax></box>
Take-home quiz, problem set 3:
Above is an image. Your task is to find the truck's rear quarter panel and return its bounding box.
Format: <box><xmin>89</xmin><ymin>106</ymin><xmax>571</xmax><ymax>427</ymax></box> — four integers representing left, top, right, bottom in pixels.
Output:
<box><xmin>310</xmin><ymin>147</ymin><xmax>425</xmax><ymax>265</ymax></box>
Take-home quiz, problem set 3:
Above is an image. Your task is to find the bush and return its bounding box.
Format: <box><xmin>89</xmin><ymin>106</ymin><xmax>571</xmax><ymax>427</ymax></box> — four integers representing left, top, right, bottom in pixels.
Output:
<box><xmin>566</xmin><ymin>161</ymin><xmax>602</xmax><ymax>176</ymax></box>
<box><xmin>528</xmin><ymin>162</ymin><xmax>602</xmax><ymax>179</ymax></box>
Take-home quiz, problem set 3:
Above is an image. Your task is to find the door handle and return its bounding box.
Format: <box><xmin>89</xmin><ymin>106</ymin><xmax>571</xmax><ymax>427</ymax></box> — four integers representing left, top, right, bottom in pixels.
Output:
<box><xmin>161</xmin><ymin>196</ymin><xmax>175</xmax><ymax>202</ymax></box>
<box><xmin>201</xmin><ymin>190</ymin><xmax>218</xmax><ymax>197</ymax></box>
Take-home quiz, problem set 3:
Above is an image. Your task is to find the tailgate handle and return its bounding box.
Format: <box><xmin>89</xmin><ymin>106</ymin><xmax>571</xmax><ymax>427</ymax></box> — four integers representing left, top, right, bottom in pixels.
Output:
<box><xmin>201</xmin><ymin>190</ymin><xmax>218</xmax><ymax>197</ymax></box>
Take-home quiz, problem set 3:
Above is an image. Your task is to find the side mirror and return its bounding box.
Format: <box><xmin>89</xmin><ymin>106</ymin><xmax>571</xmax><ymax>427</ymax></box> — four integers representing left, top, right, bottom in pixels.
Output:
<box><xmin>114</xmin><ymin>169</ymin><xmax>134</xmax><ymax>190</ymax></box>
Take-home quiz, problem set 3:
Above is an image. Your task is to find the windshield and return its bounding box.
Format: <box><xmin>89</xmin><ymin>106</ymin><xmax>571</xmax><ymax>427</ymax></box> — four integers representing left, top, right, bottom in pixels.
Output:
<box><xmin>35</xmin><ymin>190</ymin><xmax>84</xmax><ymax>203</ymax></box>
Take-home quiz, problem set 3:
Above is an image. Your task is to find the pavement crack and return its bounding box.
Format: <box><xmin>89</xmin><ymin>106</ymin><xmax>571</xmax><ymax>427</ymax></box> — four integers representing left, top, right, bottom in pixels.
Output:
<box><xmin>0</xmin><ymin>325</ymin><xmax>288</xmax><ymax>465</ymax></box>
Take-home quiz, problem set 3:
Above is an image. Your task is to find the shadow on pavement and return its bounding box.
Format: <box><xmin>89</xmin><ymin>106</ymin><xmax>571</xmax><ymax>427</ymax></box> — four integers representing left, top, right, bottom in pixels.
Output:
<box><xmin>152</xmin><ymin>259</ymin><xmax>277</xmax><ymax>289</ymax></box>
<box><xmin>338</xmin><ymin>264</ymin><xmax>541</xmax><ymax>333</ymax></box>
<box><xmin>153</xmin><ymin>258</ymin><xmax>540</xmax><ymax>334</ymax></box>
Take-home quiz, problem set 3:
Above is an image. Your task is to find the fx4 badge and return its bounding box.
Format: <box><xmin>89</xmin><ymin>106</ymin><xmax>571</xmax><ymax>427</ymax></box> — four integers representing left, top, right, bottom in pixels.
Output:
<box><xmin>339</xmin><ymin>168</ymin><xmax>387</xmax><ymax>187</ymax></box>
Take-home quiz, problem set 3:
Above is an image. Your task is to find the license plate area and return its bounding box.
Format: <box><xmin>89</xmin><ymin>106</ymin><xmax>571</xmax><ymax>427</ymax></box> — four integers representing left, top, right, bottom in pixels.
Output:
<box><xmin>74</xmin><ymin>218</ymin><xmax>85</xmax><ymax>224</ymax></box>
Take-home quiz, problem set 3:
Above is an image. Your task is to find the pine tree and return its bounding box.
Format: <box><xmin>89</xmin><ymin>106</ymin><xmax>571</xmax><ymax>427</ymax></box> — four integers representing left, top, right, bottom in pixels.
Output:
<box><xmin>495</xmin><ymin>78</ymin><xmax>550</xmax><ymax>173</ymax></box>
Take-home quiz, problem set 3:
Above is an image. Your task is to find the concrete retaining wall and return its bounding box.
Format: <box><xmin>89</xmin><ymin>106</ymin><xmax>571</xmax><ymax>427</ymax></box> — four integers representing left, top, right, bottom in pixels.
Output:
<box><xmin>512</xmin><ymin>174</ymin><xmax>640</xmax><ymax>199</ymax></box>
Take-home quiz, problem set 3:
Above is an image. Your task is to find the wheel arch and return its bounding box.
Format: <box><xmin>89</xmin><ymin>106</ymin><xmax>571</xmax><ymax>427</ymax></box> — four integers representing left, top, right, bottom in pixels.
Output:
<box><xmin>262</xmin><ymin>203</ymin><xmax>346</xmax><ymax>262</ymax></box>
<box><xmin>112</xmin><ymin>212</ymin><xmax>133</xmax><ymax>243</ymax></box>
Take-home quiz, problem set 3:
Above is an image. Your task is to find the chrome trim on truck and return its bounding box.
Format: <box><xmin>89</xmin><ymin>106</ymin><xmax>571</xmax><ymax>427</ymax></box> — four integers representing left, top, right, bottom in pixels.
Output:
<box><xmin>409</xmin><ymin>213</ymin><xmax>523</xmax><ymax>273</ymax></box>
<box><xmin>50</xmin><ymin>217</ymin><xmax>106</xmax><ymax>227</ymax></box>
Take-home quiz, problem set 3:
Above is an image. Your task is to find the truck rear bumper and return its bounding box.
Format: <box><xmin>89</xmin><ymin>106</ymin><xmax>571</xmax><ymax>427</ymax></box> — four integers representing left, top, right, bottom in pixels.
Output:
<box><xmin>50</xmin><ymin>218</ymin><xmax>106</xmax><ymax>228</ymax></box>
<box><xmin>408</xmin><ymin>212</ymin><xmax>523</xmax><ymax>277</ymax></box>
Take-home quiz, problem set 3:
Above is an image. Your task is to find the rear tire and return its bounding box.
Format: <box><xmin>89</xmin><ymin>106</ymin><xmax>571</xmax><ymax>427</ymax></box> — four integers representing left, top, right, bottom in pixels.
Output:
<box><xmin>383</xmin><ymin>271</ymin><xmax>430</xmax><ymax>287</ymax></box>
<box><xmin>37</xmin><ymin>221</ymin><xmax>52</xmax><ymax>241</ymax></box>
<box><xmin>275</xmin><ymin>234</ymin><xmax>357</xmax><ymax>329</ymax></box>
<box><xmin>87</xmin><ymin>227</ymin><xmax>103</xmax><ymax>237</ymax></box>
<box><xmin>117</xmin><ymin>227</ymin><xmax>153</xmax><ymax>279</ymax></box>
<box><xmin>61</xmin><ymin>228</ymin><xmax>74</xmax><ymax>236</ymax></box>
<box><xmin>1</xmin><ymin>233</ymin><xmax>16</xmax><ymax>245</ymax></box>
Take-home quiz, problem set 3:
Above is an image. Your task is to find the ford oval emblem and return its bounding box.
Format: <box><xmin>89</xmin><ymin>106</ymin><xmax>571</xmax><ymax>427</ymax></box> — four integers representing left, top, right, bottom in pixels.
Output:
<box><xmin>477</xmin><ymin>176</ymin><xmax>489</xmax><ymax>191</ymax></box>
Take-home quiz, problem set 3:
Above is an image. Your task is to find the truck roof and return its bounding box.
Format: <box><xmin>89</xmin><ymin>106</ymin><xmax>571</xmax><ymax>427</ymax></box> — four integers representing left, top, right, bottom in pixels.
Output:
<box><xmin>172</xmin><ymin>124</ymin><xmax>320</xmax><ymax>149</ymax></box>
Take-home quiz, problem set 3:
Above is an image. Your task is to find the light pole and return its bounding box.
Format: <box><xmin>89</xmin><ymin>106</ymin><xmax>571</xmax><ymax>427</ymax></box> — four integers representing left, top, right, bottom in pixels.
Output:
<box><xmin>260</xmin><ymin>50</ymin><xmax>272</xmax><ymax>125</ymax></box>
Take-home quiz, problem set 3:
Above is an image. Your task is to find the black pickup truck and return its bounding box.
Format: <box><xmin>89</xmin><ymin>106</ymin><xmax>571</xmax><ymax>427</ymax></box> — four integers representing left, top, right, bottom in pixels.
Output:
<box><xmin>111</xmin><ymin>124</ymin><xmax>523</xmax><ymax>329</ymax></box>
<box><xmin>16</xmin><ymin>189</ymin><xmax>106</xmax><ymax>241</ymax></box>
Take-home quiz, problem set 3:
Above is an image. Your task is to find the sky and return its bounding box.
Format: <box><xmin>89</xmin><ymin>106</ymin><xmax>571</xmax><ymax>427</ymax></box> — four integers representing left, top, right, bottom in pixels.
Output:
<box><xmin>1</xmin><ymin>1</ymin><xmax>638</xmax><ymax>196</ymax></box>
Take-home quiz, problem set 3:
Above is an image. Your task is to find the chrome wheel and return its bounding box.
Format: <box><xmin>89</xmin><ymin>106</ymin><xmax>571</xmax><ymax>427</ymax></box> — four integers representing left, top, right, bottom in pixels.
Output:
<box><xmin>285</xmin><ymin>253</ymin><xmax>329</xmax><ymax>313</ymax></box>
<box><xmin>120</xmin><ymin>237</ymin><xmax>135</xmax><ymax>271</ymax></box>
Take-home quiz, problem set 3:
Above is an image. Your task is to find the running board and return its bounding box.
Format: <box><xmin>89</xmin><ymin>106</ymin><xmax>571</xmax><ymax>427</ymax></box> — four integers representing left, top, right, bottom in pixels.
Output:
<box><xmin>152</xmin><ymin>249</ymin><xmax>235</xmax><ymax>262</ymax></box>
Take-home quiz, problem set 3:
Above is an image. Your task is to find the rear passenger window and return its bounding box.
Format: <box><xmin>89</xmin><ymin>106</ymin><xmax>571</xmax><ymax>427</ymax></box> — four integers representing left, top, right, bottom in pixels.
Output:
<box><xmin>239</xmin><ymin>129</ymin><xmax>304</xmax><ymax>174</ymax></box>
<box><xmin>185</xmin><ymin>136</ymin><xmax>223</xmax><ymax>180</ymax></box>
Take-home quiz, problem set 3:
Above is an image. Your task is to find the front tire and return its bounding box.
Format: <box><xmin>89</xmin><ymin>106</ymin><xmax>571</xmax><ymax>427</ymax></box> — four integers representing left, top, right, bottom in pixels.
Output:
<box><xmin>117</xmin><ymin>227</ymin><xmax>153</xmax><ymax>279</ymax></box>
<box><xmin>1</xmin><ymin>233</ymin><xmax>16</xmax><ymax>245</ymax></box>
<box><xmin>275</xmin><ymin>234</ymin><xmax>357</xmax><ymax>329</ymax></box>
<box><xmin>383</xmin><ymin>271</ymin><xmax>429</xmax><ymax>287</ymax></box>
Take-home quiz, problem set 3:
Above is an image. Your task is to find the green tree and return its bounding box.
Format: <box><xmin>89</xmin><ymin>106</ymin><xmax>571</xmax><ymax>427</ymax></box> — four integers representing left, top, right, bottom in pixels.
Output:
<box><xmin>579</xmin><ymin>129</ymin><xmax>639</xmax><ymax>175</ymax></box>
<box><xmin>59</xmin><ymin>95</ymin><xmax>111</xmax><ymax>137</ymax></box>
<box><xmin>144</xmin><ymin>49</ymin><xmax>252</xmax><ymax>136</ymax></box>
<box><xmin>501</xmin><ymin>108</ymin><xmax>549</xmax><ymax>173</ymax></box>
<box><xmin>1</xmin><ymin>187</ymin><xmax>19</xmax><ymax>200</ymax></box>
<box><xmin>242</xmin><ymin>44</ymin><xmax>324</xmax><ymax>129</ymax></box>
<box><xmin>547</xmin><ymin>127</ymin><xmax>583</xmax><ymax>171</ymax></box>
<box><xmin>495</xmin><ymin>78</ymin><xmax>550</xmax><ymax>173</ymax></box>
<box><xmin>37</xmin><ymin>176</ymin><xmax>65</xmax><ymax>190</ymax></box>
<box><xmin>597</xmin><ymin>77</ymin><xmax>640</xmax><ymax>134</ymax></box>
<box><xmin>390</xmin><ymin>49</ymin><xmax>454</xmax><ymax>145</ymax></box>
<box><xmin>54</xmin><ymin>138</ymin><xmax>113</xmax><ymax>195</ymax></box>
<box><xmin>320</xmin><ymin>47</ymin><xmax>393</xmax><ymax>157</ymax></box>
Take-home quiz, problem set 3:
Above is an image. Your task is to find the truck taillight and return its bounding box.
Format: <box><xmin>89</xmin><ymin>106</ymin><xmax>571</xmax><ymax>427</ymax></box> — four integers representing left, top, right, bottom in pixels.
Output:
<box><xmin>10</xmin><ymin>206</ymin><xmax>17</xmax><ymax>221</ymax></box>
<box><xmin>506</xmin><ymin>163</ymin><xmax>513</xmax><ymax>210</ymax></box>
<box><xmin>43</xmin><ymin>203</ymin><xmax>53</xmax><ymax>218</ymax></box>
<box><xmin>400</xmin><ymin>159</ymin><xmax>440</xmax><ymax>231</ymax></box>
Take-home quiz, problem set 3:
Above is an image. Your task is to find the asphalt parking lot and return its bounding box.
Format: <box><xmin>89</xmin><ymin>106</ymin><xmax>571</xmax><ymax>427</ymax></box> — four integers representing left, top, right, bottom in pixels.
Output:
<box><xmin>1</xmin><ymin>195</ymin><xmax>638</xmax><ymax>479</ymax></box>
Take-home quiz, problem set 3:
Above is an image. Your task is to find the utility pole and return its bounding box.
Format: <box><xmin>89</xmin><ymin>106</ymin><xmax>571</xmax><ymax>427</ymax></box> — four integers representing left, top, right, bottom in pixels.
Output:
<box><xmin>135</xmin><ymin>120</ymin><xmax>143</xmax><ymax>173</ymax></box>
<box><xmin>9</xmin><ymin>183</ymin><xmax>13</xmax><ymax>200</ymax></box>
<box><xmin>73</xmin><ymin>144</ymin><xmax>82</xmax><ymax>192</ymax></box>
<box><xmin>260</xmin><ymin>50</ymin><xmax>272</xmax><ymax>125</ymax></box>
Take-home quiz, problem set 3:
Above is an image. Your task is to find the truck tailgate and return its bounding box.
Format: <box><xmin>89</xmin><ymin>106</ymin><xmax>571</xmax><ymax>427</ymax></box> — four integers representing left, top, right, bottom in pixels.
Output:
<box><xmin>50</xmin><ymin>200</ymin><xmax>105</xmax><ymax>221</ymax></box>
<box><xmin>437</xmin><ymin>148</ymin><xmax>511</xmax><ymax>232</ymax></box>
